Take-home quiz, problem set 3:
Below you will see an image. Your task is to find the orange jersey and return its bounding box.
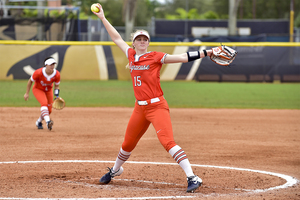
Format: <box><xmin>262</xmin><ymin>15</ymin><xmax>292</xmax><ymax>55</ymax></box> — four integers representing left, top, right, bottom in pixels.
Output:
<box><xmin>31</xmin><ymin>67</ymin><xmax>60</xmax><ymax>92</ymax></box>
<box><xmin>127</xmin><ymin>48</ymin><xmax>167</xmax><ymax>100</ymax></box>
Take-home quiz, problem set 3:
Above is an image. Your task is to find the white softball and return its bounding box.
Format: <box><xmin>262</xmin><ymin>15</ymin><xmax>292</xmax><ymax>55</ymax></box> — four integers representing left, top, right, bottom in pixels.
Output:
<box><xmin>91</xmin><ymin>4</ymin><xmax>100</xmax><ymax>13</ymax></box>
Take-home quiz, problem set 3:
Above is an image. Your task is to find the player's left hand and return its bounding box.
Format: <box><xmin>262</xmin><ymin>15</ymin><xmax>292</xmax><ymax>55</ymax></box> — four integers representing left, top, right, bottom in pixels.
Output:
<box><xmin>210</xmin><ymin>45</ymin><xmax>238</xmax><ymax>66</ymax></box>
<box><xmin>52</xmin><ymin>97</ymin><xmax>65</xmax><ymax>110</ymax></box>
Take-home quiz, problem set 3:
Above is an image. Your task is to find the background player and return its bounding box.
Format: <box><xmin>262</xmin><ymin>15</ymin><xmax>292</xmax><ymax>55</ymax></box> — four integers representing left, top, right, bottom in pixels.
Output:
<box><xmin>24</xmin><ymin>57</ymin><xmax>60</xmax><ymax>131</ymax></box>
<box><xmin>93</xmin><ymin>4</ymin><xmax>214</xmax><ymax>193</ymax></box>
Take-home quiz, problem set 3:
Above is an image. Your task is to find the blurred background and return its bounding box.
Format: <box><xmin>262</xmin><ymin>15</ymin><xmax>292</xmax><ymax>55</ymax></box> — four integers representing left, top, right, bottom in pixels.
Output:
<box><xmin>0</xmin><ymin>0</ymin><xmax>299</xmax><ymax>42</ymax></box>
<box><xmin>0</xmin><ymin>0</ymin><xmax>299</xmax><ymax>83</ymax></box>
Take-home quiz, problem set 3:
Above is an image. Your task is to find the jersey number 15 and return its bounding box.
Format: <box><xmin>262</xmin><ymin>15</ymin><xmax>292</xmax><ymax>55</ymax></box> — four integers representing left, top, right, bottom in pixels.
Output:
<box><xmin>134</xmin><ymin>76</ymin><xmax>142</xmax><ymax>87</ymax></box>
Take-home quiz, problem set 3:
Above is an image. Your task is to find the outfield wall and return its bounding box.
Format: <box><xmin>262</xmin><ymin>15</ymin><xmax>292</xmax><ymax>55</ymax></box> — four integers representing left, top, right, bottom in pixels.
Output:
<box><xmin>0</xmin><ymin>41</ymin><xmax>299</xmax><ymax>82</ymax></box>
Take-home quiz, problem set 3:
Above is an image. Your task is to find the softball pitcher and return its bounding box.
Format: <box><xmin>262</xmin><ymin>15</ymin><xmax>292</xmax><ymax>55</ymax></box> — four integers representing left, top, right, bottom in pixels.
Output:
<box><xmin>93</xmin><ymin>4</ymin><xmax>214</xmax><ymax>193</ymax></box>
<box><xmin>24</xmin><ymin>57</ymin><xmax>61</xmax><ymax>131</ymax></box>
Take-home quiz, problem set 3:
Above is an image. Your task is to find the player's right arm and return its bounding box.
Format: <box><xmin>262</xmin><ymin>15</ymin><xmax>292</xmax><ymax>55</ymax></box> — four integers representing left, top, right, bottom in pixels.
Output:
<box><xmin>92</xmin><ymin>4</ymin><xmax>129</xmax><ymax>54</ymax></box>
<box><xmin>24</xmin><ymin>78</ymin><xmax>33</xmax><ymax>101</ymax></box>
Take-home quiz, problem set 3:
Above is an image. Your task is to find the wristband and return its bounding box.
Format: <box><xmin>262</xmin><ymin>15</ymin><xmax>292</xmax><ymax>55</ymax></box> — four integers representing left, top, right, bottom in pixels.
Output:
<box><xmin>187</xmin><ymin>51</ymin><xmax>200</xmax><ymax>62</ymax></box>
<box><xmin>54</xmin><ymin>89</ymin><xmax>60</xmax><ymax>97</ymax></box>
<box><xmin>203</xmin><ymin>50</ymin><xmax>207</xmax><ymax>57</ymax></box>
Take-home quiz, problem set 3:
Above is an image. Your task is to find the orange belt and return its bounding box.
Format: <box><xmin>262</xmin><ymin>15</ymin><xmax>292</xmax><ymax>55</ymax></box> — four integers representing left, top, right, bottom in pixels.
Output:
<box><xmin>137</xmin><ymin>96</ymin><xmax>165</xmax><ymax>106</ymax></box>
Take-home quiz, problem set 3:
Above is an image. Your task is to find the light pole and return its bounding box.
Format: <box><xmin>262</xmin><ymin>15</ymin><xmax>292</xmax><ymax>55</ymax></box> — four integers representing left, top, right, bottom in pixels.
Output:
<box><xmin>37</xmin><ymin>0</ymin><xmax>45</xmax><ymax>41</ymax></box>
<box><xmin>184</xmin><ymin>0</ymin><xmax>189</xmax><ymax>39</ymax></box>
<box><xmin>290</xmin><ymin>0</ymin><xmax>294</xmax><ymax>42</ymax></box>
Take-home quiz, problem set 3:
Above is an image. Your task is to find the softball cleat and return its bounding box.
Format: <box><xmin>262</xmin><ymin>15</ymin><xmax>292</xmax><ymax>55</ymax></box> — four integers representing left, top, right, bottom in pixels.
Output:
<box><xmin>47</xmin><ymin>120</ymin><xmax>53</xmax><ymax>131</ymax></box>
<box><xmin>36</xmin><ymin>121</ymin><xmax>43</xmax><ymax>129</ymax></box>
<box><xmin>99</xmin><ymin>166</ymin><xmax>123</xmax><ymax>184</ymax></box>
<box><xmin>186</xmin><ymin>175</ymin><xmax>202</xmax><ymax>193</ymax></box>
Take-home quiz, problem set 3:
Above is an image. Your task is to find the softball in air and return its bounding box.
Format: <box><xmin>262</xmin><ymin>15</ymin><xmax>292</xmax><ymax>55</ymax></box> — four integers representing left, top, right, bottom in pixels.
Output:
<box><xmin>91</xmin><ymin>4</ymin><xmax>100</xmax><ymax>13</ymax></box>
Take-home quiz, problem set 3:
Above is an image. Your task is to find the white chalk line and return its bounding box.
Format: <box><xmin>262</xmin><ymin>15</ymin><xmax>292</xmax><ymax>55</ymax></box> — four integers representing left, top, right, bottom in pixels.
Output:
<box><xmin>75</xmin><ymin>175</ymin><xmax>251</xmax><ymax>192</ymax></box>
<box><xmin>47</xmin><ymin>177</ymin><xmax>250</xmax><ymax>193</ymax></box>
<box><xmin>190</xmin><ymin>164</ymin><xmax>298</xmax><ymax>193</ymax></box>
<box><xmin>43</xmin><ymin>179</ymin><xmax>184</xmax><ymax>193</ymax></box>
<box><xmin>114</xmin><ymin>178</ymin><xmax>185</xmax><ymax>186</ymax></box>
<box><xmin>78</xmin><ymin>177</ymin><xmax>185</xmax><ymax>186</ymax></box>
<box><xmin>75</xmin><ymin>177</ymin><xmax>250</xmax><ymax>193</ymax></box>
<box><xmin>0</xmin><ymin>160</ymin><xmax>298</xmax><ymax>200</ymax></box>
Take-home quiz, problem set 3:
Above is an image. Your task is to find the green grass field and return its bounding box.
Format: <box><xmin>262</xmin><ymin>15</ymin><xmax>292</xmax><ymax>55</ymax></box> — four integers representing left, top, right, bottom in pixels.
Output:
<box><xmin>1</xmin><ymin>80</ymin><xmax>299</xmax><ymax>109</ymax></box>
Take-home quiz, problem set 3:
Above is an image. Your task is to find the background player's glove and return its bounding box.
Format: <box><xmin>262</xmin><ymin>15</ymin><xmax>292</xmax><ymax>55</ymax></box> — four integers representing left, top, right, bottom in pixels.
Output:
<box><xmin>52</xmin><ymin>97</ymin><xmax>65</xmax><ymax>110</ymax></box>
<box><xmin>210</xmin><ymin>45</ymin><xmax>238</xmax><ymax>66</ymax></box>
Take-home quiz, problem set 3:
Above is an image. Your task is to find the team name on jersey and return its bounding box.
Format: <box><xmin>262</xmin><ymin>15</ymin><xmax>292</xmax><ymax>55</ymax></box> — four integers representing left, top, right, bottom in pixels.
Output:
<box><xmin>40</xmin><ymin>80</ymin><xmax>53</xmax><ymax>87</ymax></box>
<box><xmin>130</xmin><ymin>65</ymin><xmax>150</xmax><ymax>73</ymax></box>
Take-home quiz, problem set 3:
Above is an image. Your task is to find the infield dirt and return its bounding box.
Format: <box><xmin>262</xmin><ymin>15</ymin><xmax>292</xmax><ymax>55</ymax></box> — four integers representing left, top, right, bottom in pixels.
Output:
<box><xmin>0</xmin><ymin>107</ymin><xmax>299</xmax><ymax>199</ymax></box>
